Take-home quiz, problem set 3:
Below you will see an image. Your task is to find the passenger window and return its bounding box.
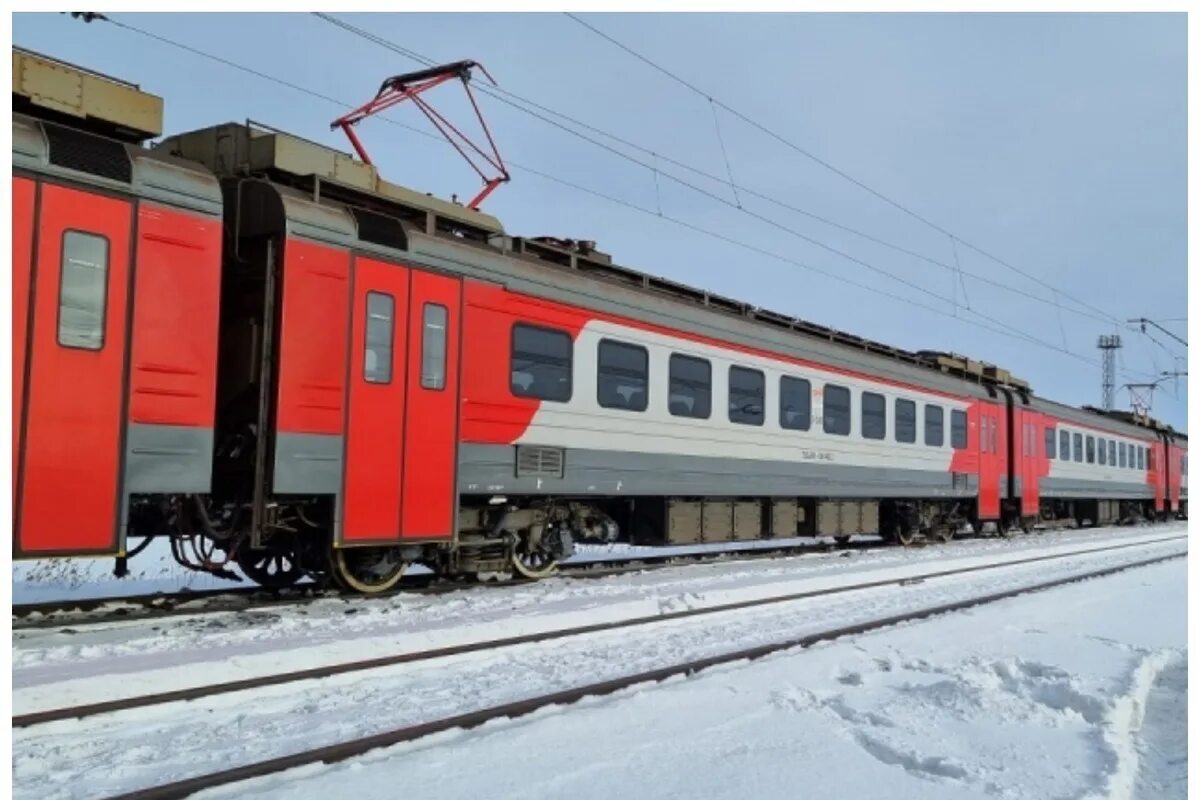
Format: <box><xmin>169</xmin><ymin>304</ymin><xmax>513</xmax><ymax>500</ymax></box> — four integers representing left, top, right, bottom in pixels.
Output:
<box><xmin>1060</xmin><ymin>430</ymin><xmax>1070</xmax><ymax>461</ymax></box>
<box><xmin>597</xmin><ymin>339</ymin><xmax>649</xmax><ymax>412</ymax></box>
<box><xmin>1098</xmin><ymin>438</ymin><xmax>1107</xmax><ymax>465</ymax></box>
<box><xmin>728</xmin><ymin>366</ymin><xmax>765</xmax><ymax>425</ymax></box>
<box><xmin>511</xmin><ymin>323</ymin><xmax>573</xmax><ymax>402</ymax></box>
<box><xmin>1045</xmin><ymin>427</ymin><xmax>1056</xmax><ymax>459</ymax></box>
<box><xmin>823</xmin><ymin>384</ymin><xmax>851</xmax><ymax>436</ymax></box>
<box><xmin>1074</xmin><ymin>433</ymin><xmax>1083</xmax><ymax>462</ymax></box>
<box><xmin>950</xmin><ymin>409</ymin><xmax>967</xmax><ymax>449</ymax></box>
<box><xmin>779</xmin><ymin>376</ymin><xmax>811</xmax><ymax>431</ymax></box>
<box><xmin>1119</xmin><ymin>442</ymin><xmax>1126</xmax><ymax>468</ymax></box>
<box><xmin>990</xmin><ymin>417</ymin><xmax>998</xmax><ymax>454</ymax></box>
<box><xmin>895</xmin><ymin>398</ymin><xmax>916</xmax><ymax>443</ymax></box>
<box><xmin>668</xmin><ymin>354</ymin><xmax>711</xmax><ymax>418</ymax></box>
<box><xmin>1086</xmin><ymin>436</ymin><xmax>1095</xmax><ymax>463</ymax></box>
<box><xmin>363</xmin><ymin>291</ymin><xmax>395</xmax><ymax>384</ymax></box>
<box><xmin>58</xmin><ymin>230</ymin><xmax>109</xmax><ymax>350</ymax></box>
<box><xmin>861</xmin><ymin>391</ymin><xmax>886</xmax><ymax>440</ymax></box>
<box><xmin>924</xmin><ymin>404</ymin><xmax>944</xmax><ymax>447</ymax></box>
<box><xmin>420</xmin><ymin>303</ymin><xmax>448</xmax><ymax>390</ymax></box>
<box><xmin>1108</xmin><ymin>440</ymin><xmax>1116</xmax><ymax>466</ymax></box>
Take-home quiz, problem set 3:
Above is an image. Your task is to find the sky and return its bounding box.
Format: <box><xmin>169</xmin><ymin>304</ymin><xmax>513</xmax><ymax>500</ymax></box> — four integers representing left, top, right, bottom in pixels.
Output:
<box><xmin>13</xmin><ymin>12</ymin><xmax>1188</xmax><ymax>429</ymax></box>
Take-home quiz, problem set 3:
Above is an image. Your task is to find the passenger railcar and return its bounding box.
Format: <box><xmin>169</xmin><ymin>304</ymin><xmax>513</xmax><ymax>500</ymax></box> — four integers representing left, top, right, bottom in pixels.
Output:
<box><xmin>11</xmin><ymin>48</ymin><xmax>1186</xmax><ymax>593</ymax></box>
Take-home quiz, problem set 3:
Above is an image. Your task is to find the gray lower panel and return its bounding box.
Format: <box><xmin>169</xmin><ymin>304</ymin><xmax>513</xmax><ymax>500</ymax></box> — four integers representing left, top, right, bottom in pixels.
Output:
<box><xmin>1040</xmin><ymin>477</ymin><xmax>1153</xmax><ymax>500</ymax></box>
<box><xmin>274</xmin><ymin>432</ymin><xmax>343</xmax><ymax>494</ymax></box>
<box><xmin>124</xmin><ymin>423</ymin><xmax>213</xmax><ymax>493</ymax></box>
<box><xmin>459</xmin><ymin>444</ymin><xmax>976</xmax><ymax>499</ymax></box>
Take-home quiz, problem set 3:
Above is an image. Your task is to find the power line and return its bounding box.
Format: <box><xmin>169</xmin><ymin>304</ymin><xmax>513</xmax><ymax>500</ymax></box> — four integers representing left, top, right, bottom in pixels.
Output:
<box><xmin>75</xmin><ymin>14</ymin><xmax>1133</xmax><ymax>375</ymax></box>
<box><xmin>307</xmin><ymin>14</ymin><xmax>1140</xmax><ymax>371</ymax></box>
<box><xmin>561</xmin><ymin>12</ymin><xmax>1126</xmax><ymax>328</ymax></box>
<box><xmin>310</xmin><ymin>13</ymin><xmax>1119</xmax><ymax>329</ymax></box>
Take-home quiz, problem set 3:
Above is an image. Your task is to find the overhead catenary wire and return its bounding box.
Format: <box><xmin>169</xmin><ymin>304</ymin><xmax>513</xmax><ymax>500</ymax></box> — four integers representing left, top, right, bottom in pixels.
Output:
<box><xmin>312</xmin><ymin>13</ymin><xmax>1121</xmax><ymax>330</ymax></box>
<box><xmin>561</xmin><ymin>12</ymin><xmax>1127</xmax><ymax>328</ymax></box>
<box><xmin>78</xmin><ymin>14</ymin><xmax>1157</xmax><ymax>378</ymax></box>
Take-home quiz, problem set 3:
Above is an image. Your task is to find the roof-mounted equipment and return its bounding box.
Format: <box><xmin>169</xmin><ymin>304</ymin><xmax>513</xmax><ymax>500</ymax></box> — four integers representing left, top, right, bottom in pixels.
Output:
<box><xmin>331</xmin><ymin>60</ymin><xmax>510</xmax><ymax>210</ymax></box>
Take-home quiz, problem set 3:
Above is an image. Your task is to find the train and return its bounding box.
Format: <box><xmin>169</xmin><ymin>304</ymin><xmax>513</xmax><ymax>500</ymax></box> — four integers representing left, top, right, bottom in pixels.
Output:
<box><xmin>11</xmin><ymin>47</ymin><xmax>1187</xmax><ymax>593</ymax></box>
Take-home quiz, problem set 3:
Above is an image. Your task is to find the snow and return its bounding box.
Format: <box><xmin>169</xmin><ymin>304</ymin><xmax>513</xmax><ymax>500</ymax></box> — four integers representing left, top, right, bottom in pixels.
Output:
<box><xmin>10</xmin><ymin>527</ymin><xmax>1186</xmax><ymax>800</ymax></box>
<box><xmin>208</xmin><ymin>558</ymin><xmax>1187</xmax><ymax>800</ymax></box>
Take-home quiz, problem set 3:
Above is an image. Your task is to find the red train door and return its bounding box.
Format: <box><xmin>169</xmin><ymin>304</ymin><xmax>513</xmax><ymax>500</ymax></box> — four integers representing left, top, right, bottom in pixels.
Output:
<box><xmin>341</xmin><ymin>260</ymin><xmax>460</xmax><ymax>544</ymax></box>
<box><xmin>976</xmin><ymin>403</ymin><xmax>1002</xmax><ymax>520</ymax></box>
<box><xmin>17</xmin><ymin>184</ymin><xmax>132</xmax><ymax>555</ymax></box>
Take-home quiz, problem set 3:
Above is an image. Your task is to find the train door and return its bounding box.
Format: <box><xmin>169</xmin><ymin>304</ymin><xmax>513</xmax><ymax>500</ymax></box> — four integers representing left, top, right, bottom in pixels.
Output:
<box><xmin>341</xmin><ymin>258</ymin><xmax>461</xmax><ymax>543</ymax></box>
<box><xmin>13</xmin><ymin>177</ymin><xmax>35</xmax><ymax>507</ymax></box>
<box><xmin>1017</xmin><ymin>410</ymin><xmax>1040</xmax><ymax>517</ymax></box>
<box><xmin>16</xmin><ymin>184</ymin><xmax>132</xmax><ymax>554</ymax></box>
<box><xmin>976</xmin><ymin>403</ymin><xmax>1002</xmax><ymax>520</ymax></box>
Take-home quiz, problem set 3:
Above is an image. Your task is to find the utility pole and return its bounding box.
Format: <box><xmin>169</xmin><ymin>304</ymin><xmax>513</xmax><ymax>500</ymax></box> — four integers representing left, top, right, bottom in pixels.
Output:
<box><xmin>1097</xmin><ymin>334</ymin><xmax>1122</xmax><ymax>410</ymax></box>
<box><xmin>1123</xmin><ymin>371</ymin><xmax>1188</xmax><ymax>416</ymax></box>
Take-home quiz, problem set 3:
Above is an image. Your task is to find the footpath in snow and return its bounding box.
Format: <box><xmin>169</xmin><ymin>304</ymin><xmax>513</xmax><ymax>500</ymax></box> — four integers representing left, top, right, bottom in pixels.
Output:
<box><xmin>212</xmin><ymin>556</ymin><xmax>1188</xmax><ymax>800</ymax></box>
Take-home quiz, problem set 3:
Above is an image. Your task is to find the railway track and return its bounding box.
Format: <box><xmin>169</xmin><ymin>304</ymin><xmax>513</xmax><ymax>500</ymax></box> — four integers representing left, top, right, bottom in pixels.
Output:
<box><xmin>73</xmin><ymin>543</ymin><xmax>1185</xmax><ymax>800</ymax></box>
<box><xmin>16</xmin><ymin>533</ymin><xmax>1184</xmax><ymax>731</ymax></box>
<box><xmin>13</xmin><ymin>536</ymin><xmax>895</xmax><ymax>631</ymax></box>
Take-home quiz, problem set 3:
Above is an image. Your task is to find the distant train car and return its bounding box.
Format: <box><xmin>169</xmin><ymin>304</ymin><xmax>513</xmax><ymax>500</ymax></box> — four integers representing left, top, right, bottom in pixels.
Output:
<box><xmin>10</xmin><ymin>47</ymin><xmax>1186</xmax><ymax>593</ymax></box>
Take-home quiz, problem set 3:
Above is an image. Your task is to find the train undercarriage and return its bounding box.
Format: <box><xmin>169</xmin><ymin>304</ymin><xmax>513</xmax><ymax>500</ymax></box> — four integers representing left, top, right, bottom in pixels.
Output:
<box><xmin>122</xmin><ymin>489</ymin><xmax>1180</xmax><ymax>594</ymax></box>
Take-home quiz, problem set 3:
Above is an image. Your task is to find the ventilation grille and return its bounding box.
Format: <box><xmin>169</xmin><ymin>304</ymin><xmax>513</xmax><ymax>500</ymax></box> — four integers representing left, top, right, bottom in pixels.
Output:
<box><xmin>515</xmin><ymin>446</ymin><xmax>565</xmax><ymax>479</ymax></box>
<box><xmin>351</xmin><ymin>207</ymin><xmax>408</xmax><ymax>251</ymax></box>
<box><xmin>43</xmin><ymin>122</ymin><xmax>133</xmax><ymax>183</ymax></box>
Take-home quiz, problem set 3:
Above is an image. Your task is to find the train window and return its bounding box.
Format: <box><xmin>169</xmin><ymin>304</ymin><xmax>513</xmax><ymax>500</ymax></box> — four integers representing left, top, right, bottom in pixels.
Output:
<box><xmin>57</xmin><ymin>230</ymin><xmax>109</xmax><ymax>350</ymax></box>
<box><xmin>1108</xmin><ymin>440</ymin><xmax>1116</xmax><ymax>466</ymax></box>
<box><xmin>779</xmin><ymin>376</ymin><xmax>811</xmax><ymax>431</ymax></box>
<box><xmin>1086</xmin><ymin>436</ymin><xmax>1095</xmax><ymax>463</ymax></box>
<box><xmin>895</xmin><ymin>399</ymin><xmax>916</xmax><ymax>443</ymax></box>
<box><xmin>950</xmin><ymin>410</ymin><xmax>967</xmax><ymax>449</ymax></box>
<box><xmin>1119</xmin><ymin>442</ymin><xmax>1127</xmax><ymax>468</ymax></box>
<box><xmin>1098</xmin><ymin>438</ymin><xmax>1107</xmax><ymax>465</ymax></box>
<box><xmin>990</xmin><ymin>416</ymin><xmax>998</xmax><ymax>454</ymax></box>
<box><xmin>1060</xmin><ymin>430</ymin><xmax>1070</xmax><ymax>461</ymax></box>
<box><xmin>420</xmin><ymin>303</ymin><xmax>448</xmax><ymax>390</ymax></box>
<box><xmin>861</xmin><ymin>392</ymin><xmax>886</xmax><ymax>440</ymax></box>
<box><xmin>597</xmin><ymin>339</ymin><xmax>649</xmax><ymax>412</ymax></box>
<box><xmin>728</xmin><ymin>366</ymin><xmax>765</xmax><ymax>425</ymax></box>
<box><xmin>1074</xmin><ymin>433</ymin><xmax>1083</xmax><ymax>462</ymax></box>
<box><xmin>668</xmin><ymin>354</ymin><xmax>711</xmax><ymax>418</ymax></box>
<box><xmin>1045</xmin><ymin>427</ymin><xmax>1057</xmax><ymax>459</ymax></box>
<box><xmin>823</xmin><ymin>384</ymin><xmax>851</xmax><ymax>436</ymax></box>
<box><xmin>924</xmin><ymin>404</ymin><xmax>944</xmax><ymax>447</ymax></box>
<box><xmin>363</xmin><ymin>291</ymin><xmax>395</xmax><ymax>384</ymax></box>
<box><xmin>511</xmin><ymin>323</ymin><xmax>573</xmax><ymax>402</ymax></box>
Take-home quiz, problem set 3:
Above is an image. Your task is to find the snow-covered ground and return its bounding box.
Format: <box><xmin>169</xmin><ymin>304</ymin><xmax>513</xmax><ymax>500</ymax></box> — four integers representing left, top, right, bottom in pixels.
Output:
<box><xmin>11</xmin><ymin>526</ymin><xmax>1186</xmax><ymax>800</ymax></box>
<box><xmin>213</xmin><ymin>557</ymin><xmax>1187</xmax><ymax>800</ymax></box>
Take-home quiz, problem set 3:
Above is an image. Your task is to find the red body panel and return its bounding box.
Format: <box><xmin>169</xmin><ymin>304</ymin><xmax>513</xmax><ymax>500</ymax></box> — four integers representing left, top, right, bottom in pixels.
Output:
<box><xmin>343</xmin><ymin>258</ymin><xmax>410</xmax><ymax>542</ymax></box>
<box><xmin>128</xmin><ymin>205</ymin><xmax>222</xmax><ymax>427</ymax></box>
<box><xmin>18</xmin><ymin>184</ymin><xmax>131</xmax><ymax>554</ymax></box>
<box><xmin>1148</xmin><ymin>441</ymin><xmax>1164</xmax><ymax>512</ymax></box>
<box><xmin>400</xmin><ymin>270</ymin><xmax>461</xmax><ymax>539</ymax></box>
<box><xmin>12</xmin><ymin>177</ymin><xmax>35</xmax><ymax>506</ymax></box>
<box><xmin>276</xmin><ymin>239</ymin><xmax>350</xmax><ymax>435</ymax></box>
<box><xmin>957</xmin><ymin>401</ymin><xmax>1003</xmax><ymax>519</ymax></box>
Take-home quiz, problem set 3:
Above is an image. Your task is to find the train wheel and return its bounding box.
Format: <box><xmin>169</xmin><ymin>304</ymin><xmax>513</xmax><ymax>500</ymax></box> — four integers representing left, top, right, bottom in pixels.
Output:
<box><xmin>510</xmin><ymin>533</ymin><xmax>560</xmax><ymax>580</ymax></box>
<box><xmin>331</xmin><ymin>546</ymin><xmax>407</xmax><ymax>594</ymax></box>
<box><xmin>235</xmin><ymin>543</ymin><xmax>303</xmax><ymax>589</ymax></box>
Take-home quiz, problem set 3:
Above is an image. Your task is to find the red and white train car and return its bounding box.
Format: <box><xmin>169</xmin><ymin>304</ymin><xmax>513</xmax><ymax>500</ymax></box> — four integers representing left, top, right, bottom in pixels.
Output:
<box><xmin>10</xmin><ymin>49</ymin><xmax>1186</xmax><ymax>593</ymax></box>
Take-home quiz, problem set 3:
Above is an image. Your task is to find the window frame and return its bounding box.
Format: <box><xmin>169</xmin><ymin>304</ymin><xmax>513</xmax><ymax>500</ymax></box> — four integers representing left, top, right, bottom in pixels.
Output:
<box><xmin>57</xmin><ymin>229</ymin><xmax>111</xmax><ymax>351</ymax></box>
<box><xmin>950</xmin><ymin>409</ymin><xmax>967</xmax><ymax>450</ymax></box>
<box><xmin>822</xmin><ymin>383</ymin><xmax>852</xmax><ymax>436</ymax></box>
<box><xmin>924</xmin><ymin>404</ymin><xmax>944</xmax><ymax>448</ymax></box>
<box><xmin>363</xmin><ymin>290</ymin><xmax>396</xmax><ymax>385</ymax></box>
<box><xmin>668</xmin><ymin>353</ymin><xmax>712</xmax><ymax>419</ymax></box>
<box><xmin>779</xmin><ymin>375</ymin><xmax>812</xmax><ymax>431</ymax></box>
<box><xmin>894</xmin><ymin>398</ymin><xmax>917</xmax><ymax>444</ymax></box>
<box><xmin>1086</xmin><ymin>435</ymin><xmax>1095</xmax><ymax>464</ymax></box>
<box><xmin>1108</xmin><ymin>440</ymin><xmax>1116</xmax><ymax>467</ymax></box>
<box><xmin>1098</xmin><ymin>437</ymin><xmax>1107</xmax><ymax>465</ymax></box>
<box><xmin>1044</xmin><ymin>426</ymin><xmax>1057</xmax><ymax>460</ymax></box>
<box><xmin>1073</xmin><ymin>433</ymin><xmax>1083</xmax><ymax>463</ymax></box>
<box><xmin>419</xmin><ymin>302</ymin><xmax>449</xmax><ymax>391</ymax></box>
<box><xmin>861</xmin><ymin>391</ymin><xmax>886</xmax><ymax>441</ymax></box>
<box><xmin>596</xmin><ymin>338</ymin><xmax>650</xmax><ymax>413</ymax></box>
<box><xmin>1060</xmin><ymin>429</ymin><xmax>1070</xmax><ymax>461</ymax></box>
<box><xmin>727</xmin><ymin>365</ymin><xmax>766</xmax><ymax>426</ymax></box>
<box><xmin>510</xmin><ymin>322</ymin><xmax>574</xmax><ymax>403</ymax></box>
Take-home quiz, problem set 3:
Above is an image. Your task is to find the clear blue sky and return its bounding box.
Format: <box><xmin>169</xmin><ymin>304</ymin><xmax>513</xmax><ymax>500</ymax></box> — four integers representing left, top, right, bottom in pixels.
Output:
<box><xmin>14</xmin><ymin>12</ymin><xmax>1188</xmax><ymax>429</ymax></box>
